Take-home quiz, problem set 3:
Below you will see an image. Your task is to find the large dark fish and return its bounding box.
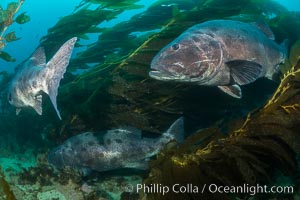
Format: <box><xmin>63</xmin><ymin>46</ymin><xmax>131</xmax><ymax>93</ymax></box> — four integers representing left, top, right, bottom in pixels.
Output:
<box><xmin>48</xmin><ymin>117</ymin><xmax>184</xmax><ymax>172</ymax></box>
<box><xmin>8</xmin><ymin>37</ymin><xmax>77</xmax><ymax>119</ymax></box>
<box><xmin>149</xmin><ymin>20</ymin><xmax>288</xmax><ymax>98</ymax></box>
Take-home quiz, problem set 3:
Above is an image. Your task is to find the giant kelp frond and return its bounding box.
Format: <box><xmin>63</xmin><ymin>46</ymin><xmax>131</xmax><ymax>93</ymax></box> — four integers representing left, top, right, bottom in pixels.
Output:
<box><xmin>0</xmin><ymin>0</ymin><xmax>29</xmax><ymax>62</ymax></box>
<box><xmin>42</xmin><ymin>0</ymin><xmax>289</xmax><ymax>73</ymax></box>
<box><xmin>40</xmin><ymin>6</ymin><xmax>122</xmax><ymax>58</ymax></box>
<box><xmin>76</xmin><ymin>0</ymin><xmax>144</xmax><ymax>10</ymax></box>
<box><xmin>264</xmin><ymin>40</ymin><xmax>300</xmax><ymax>109</ymax></box>
<box><xmin>43</xmin><ymin>0</ymin><xmax>300</xmax><ymax>138</ymax></box>
<box><xmin>67</xmin><ymin>0</ymin><xmax>196</xmax><ymax>70</ymax></box>
<box><xmin>144</xmin><ymin>49</ymin><xmax>300</xmax><ymax>200</ymax></box>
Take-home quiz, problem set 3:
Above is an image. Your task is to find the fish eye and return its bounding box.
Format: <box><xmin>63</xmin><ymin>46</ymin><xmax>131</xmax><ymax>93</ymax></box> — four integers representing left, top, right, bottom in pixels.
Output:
<box><xmin>171</xmin><ymin>43</ymin><xmax>180</xmax><ymax>50</ymax></box>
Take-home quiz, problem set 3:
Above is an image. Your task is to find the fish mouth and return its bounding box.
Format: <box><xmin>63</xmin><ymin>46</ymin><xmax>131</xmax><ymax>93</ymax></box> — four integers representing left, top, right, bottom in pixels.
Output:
<box><xmin>149</xmin><ymin>70</ymin><xmax>174</xmax><ymax>80</ymax></box>
<box><xmin>149</xmin><ymin>69</ymin><xmax>188</xmax><ymax>81</ymax></box>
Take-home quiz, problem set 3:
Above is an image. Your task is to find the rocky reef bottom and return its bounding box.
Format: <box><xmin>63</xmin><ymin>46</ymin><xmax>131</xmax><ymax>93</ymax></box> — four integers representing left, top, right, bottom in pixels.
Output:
<box><xmin>0</xmin><ymin>148</ymin><xmax>143</xmax><ymax>200</ymax></box>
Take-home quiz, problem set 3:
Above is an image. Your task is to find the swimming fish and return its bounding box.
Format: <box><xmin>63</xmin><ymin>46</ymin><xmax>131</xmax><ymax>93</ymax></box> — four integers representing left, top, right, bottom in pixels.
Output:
<box><xmin>8</xmin><ymin>37</ymin><xmax>77</xmax><ymax>119</ymax></box>
<box><xmin>48</xmin><ymin>117</ymin><xmax>184</xmax><ymax>172</ymax></box>
<box><xmin>149</xmin><ymin>20</ymin><xmax>288</xmax><ymax>98</ymax></box>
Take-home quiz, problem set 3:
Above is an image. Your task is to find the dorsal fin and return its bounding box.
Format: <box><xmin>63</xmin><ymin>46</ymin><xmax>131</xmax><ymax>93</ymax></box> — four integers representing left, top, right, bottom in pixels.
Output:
<box><xmin>165</xmin><ymin>117</ymin><xmax>184</xmax><ymax>143</ymax></box>
<box><xmin>251</xmin><ymin>21</ymin><xmax>275</xmax><ymax>40</ymax></box>
<box><xmin>30</xmin><ymin>47</ymin><xmax>46</xmax><ymax>66</ymax></box>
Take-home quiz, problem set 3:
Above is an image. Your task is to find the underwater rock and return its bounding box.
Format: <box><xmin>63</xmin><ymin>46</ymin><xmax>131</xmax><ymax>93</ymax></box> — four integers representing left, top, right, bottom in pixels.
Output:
<box><xmin>0</xmin><ymin>166</ymin><xmax>16</xmax><ymax>200</ymax></box>
<box><xmin>37</xmin><ymin>190</ymin><xmax>66</xmax><ymax>200</ymax></box>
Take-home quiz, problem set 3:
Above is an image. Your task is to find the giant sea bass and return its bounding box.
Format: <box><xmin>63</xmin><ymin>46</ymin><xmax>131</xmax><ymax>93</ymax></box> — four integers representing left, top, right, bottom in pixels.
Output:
<box><xmin>149</xmin><ymin>20</ymin><xmax>288</xmax><ymax>98</ymax></box>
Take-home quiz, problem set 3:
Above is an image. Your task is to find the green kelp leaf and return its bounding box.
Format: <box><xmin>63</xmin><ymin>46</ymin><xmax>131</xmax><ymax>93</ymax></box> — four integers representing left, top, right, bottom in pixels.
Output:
<box><xmin>151</xmin><ymin>0</ymin><xmax>196</xmax><ymax>11</ymax></box>
<box><xmin>6</xmin><ymin>2</ymin><xmax>18</xmax><ymax>15</ymax></box>
<box><xmin>172</xmin><ymin>4</ymin><xmax>180</xmax><ymax>17</ymax></box>
<box><xmin>0</xmin><ymin>41</ymin><xmax>5</xmax><ymax>49</ymax></box>
<box><xmin>77</xmin><ymin>34</ymin><xmax>90</xmax><ymax>40</ymax></box>
<box><xmin>108</xmin><ymin>3</ymin><xmax>144</xmax><ymax>10</ymax></box>
<box><xmin>0</xmin><ymin>7</ymin><xmax>8</xmax><ymax>22</ymax></box>
<box><xmin>201</xmin><ymin>0</ymin><xmax>249</xmax><ymax>9</ymax></box>
<box><xmin>87</xmin><ymin>26</ymin><xmax>105</xmax><ymax>33</ymax></box>
<box><xmin>226</xmin><ymin>14</ymin><xmax>261</xmax><ymax>22</ymax></box>
<box><xmin>88</xmin><ymin>0</ymin><xmax>138</xmax><ymax>5</ymax></box>
<box><xmin>15</xmin><ymin>12</ymin><xmax>30</xmax><ymax>24</ymax></box>
<box><xmin>0</xmin><ymin>51</ymin><xmax>16</xmax><ymax>62</ymax></box>
<box><xmin>88</xmin><ymin>0</ymin><xmax>144</xmax><ymax>10</ymax></box>
<box><xmin>40</xmin><ymin>7</ymin><xmax>122</xmax><ymax>59</ymax></box>
<box><xmin>4</xmin><ymin>31</ymin><xmax>18</xmax><ymax>42</ymax></box>
<box><xmin>0</xmin><ymin>71</ymin><xmax>8</xmax><ymax>76</ymax></box>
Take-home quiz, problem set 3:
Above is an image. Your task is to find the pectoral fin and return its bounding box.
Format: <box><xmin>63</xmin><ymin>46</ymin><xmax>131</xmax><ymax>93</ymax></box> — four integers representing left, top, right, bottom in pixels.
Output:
<box><xmin>166</xmin><ymin>117</ymin><xmax>184</xmax><ymax>143</ymax></box>
<box><xmin>226</xmin><ymin>60</ymin><xmax>263</xmax><ymax>85</ymax></box>
<box><xmin>218</xmin><ymin>85</ymin><xmax>242</xmax><ymax>99</ymax></box>
<box><xmin>16</xmin><ymin>108</ymin><xmax>21</xmax><ymax>115</ymax></box>
<box><xmin>48</xmin><ymin>79</ymin><xmax>62</xmax><ymax>120</ymax></box>
<box><xmin>32</xmin><ymin>95</ymin><xmax>43</xmax><ymax>115</ymax></box>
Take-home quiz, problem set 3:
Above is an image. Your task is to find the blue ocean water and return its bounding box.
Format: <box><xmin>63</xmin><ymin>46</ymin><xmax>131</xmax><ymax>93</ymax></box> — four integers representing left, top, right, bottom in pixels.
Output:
<box><xmin>0</xmin><ymin>0</ymin><xmax>156</xmax><ymax>72</ymax></box>
<box><xmin>275</xmin><ymin>0</ymin><xmax>300</xmax><ymax>11</ymax></box>
<box><xmin>0</xmin><ymin>0</ymin><xmax>79</xmax><ymax>72</ymax></box>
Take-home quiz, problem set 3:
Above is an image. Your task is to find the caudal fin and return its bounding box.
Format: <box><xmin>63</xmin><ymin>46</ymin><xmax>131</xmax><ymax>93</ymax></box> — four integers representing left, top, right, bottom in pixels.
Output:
<box><xmin>280</xmin><ymin>39</ymin><xmax>289</xmax><ymax>61</ymax></box>
<box><xmin>44</xmin><ymin>37</ymin><xmax>77</xmax><ymax>119</ymax></box>
<box><xmin>271</xmin><ymin>39</ymin><xmax>289</xmax><ymax>82</ymax></box>
<box><xmin>166</xmin><ymin>117</ymin><xmax>184</xmax><ymax>143</ymax></box>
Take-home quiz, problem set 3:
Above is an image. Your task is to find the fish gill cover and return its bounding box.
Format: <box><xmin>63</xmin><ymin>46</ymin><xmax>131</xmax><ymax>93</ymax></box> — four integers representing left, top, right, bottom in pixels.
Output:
<box><xmin>0</xmin><ymin>0</ymin><xmax>300</xmax><ymax>199</ymax></box>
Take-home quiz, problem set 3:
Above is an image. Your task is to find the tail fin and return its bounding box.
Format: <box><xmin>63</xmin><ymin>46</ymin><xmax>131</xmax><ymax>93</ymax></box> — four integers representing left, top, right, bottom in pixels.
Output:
<box><xmin>44</xmin><ymin>37</ymin><xmax>77</xmax><ymax>119</ymax></box>
<box><xmin>270</xmin><ymin>39</ymin><xmax>289</xmax><ymax>82</ymax></box>
<box><xmin>165</xmin><ymin>117</ymin><xmax>184</xmax><ymax>143</ymax></box>
<box><xmin>280</xmin><ymin>39</ymin><xmax>289</xmax><ymax>61</ymax></box>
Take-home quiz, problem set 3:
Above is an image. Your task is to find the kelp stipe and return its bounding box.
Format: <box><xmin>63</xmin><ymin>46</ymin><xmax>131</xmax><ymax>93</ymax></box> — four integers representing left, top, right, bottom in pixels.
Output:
<box><xmin>0</xmin><ymin>0</ymin><xmax>29</xmax><ymax>62</ymax></box>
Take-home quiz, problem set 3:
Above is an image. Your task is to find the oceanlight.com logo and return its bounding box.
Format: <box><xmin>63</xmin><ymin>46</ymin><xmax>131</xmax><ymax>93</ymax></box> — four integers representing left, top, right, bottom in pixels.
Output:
<box><xmin>208</xmin><ymin>184</ymin><xmax>294</xmax><ymax>196</ymax></box>
<box><xmin>124</xmin><ymin>183</ymin><xmax>294</xmax><ymax>196</ymax></box>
